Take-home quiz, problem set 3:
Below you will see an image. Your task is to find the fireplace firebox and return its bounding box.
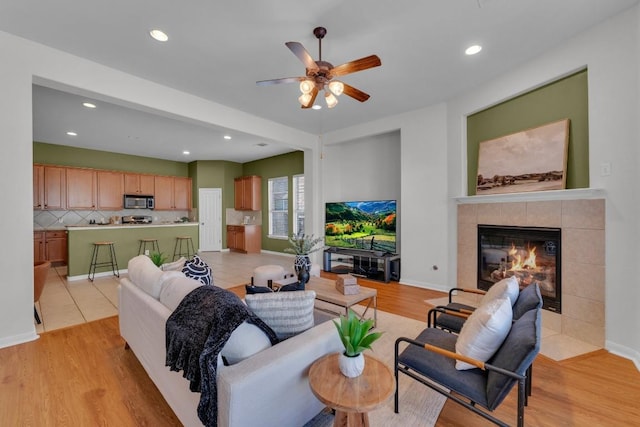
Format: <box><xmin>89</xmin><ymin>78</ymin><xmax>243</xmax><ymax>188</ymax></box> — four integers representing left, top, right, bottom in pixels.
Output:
<box><xmin>478</xmin><ymin>225</ymin><xmax>561</xmax><ymax>312</ymax></box>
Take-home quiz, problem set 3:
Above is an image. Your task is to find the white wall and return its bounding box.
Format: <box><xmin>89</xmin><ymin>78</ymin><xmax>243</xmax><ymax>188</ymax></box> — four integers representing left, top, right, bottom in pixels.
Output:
<box><xmin>0</xmin><ymin>30</ymin><xmax>318</xmax><ymax>348</ymax></box>
<box><xmin>325</xmin><ymin>8</ymin><xmax>640</xmax><ymax>364</ymax></box>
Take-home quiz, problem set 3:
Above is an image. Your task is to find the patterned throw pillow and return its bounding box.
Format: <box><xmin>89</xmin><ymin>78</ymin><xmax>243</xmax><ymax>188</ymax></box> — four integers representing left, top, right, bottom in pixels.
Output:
<box><xmin>182</xmin><ymin>254</ymin><xmax>213</xmax><ymax>286</ymax></box>
<box><xmin>245</xmin><ymin>291</ymin><xmax>316</xmax><ymax>340</ymax></box>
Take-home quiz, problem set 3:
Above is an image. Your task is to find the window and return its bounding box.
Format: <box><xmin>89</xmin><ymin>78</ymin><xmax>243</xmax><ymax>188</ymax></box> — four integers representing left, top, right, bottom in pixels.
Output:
<box><xmin>268</xmin><ymin>177</ymin><xmax>288</xmax><ymax>238</ymax></box>
<box><xmin>293</xmin><ymin>175</ymin><xmax>305</xmax><ymax>236</ymax></box>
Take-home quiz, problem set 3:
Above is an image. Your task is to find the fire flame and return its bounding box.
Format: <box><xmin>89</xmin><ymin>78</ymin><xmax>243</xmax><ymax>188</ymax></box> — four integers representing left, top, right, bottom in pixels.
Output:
<box><xmin>508</xmin><ymin>243</ymin><xmax>537</xmax><ymax>271</ymax></box>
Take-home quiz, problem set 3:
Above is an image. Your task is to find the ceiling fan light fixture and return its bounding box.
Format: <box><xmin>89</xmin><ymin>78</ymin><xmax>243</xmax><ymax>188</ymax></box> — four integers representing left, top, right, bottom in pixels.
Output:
<box><xmin>299</xmin><ymin>93</ymin><xmax>313</xmax><ymax>106</ymax></box>
<box><xmin>325</xmin><ymin>91</ymin><xmax>338</xmax><ymax>108</ymax></box>
<box><xmin>299</xmin><ymin>80</ymin><xmax>314</xmax><ymax>94</ymax></box>
<box><xmin>328</xmin><ymin>81</ymin><xmax>344</xmax><ymax>96</ymax></box>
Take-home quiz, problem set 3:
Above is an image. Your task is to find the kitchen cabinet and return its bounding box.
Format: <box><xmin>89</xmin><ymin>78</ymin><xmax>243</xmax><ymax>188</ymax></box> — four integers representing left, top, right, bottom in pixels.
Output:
<box><xmin>97</xmin><ymin>170</ymin><xmax>124</xmax><ymax>210</ymax></box>
<box><xmin>34</xmin><ymin>230</ymin><xmax>67</xmax><ymax>264</ymax></box>
<box><xmin>34</xmin><ymin>231</ymin><xmax>45</xmax><ymax>263</ymax></box>
<box><xmin>154</xmin><ymin>175</ymin><xmax>192</xmax><ymax>210</ymax></box>
<box><xmin>66</xmin><ymin>168</ymin><xmax>96</xmax><ymax>210</ymax></box>
<box><xmin>234</xmin><ymin>176</ymin><xmax>261</xmax><ymax>211</ymax></box>
<box><xmin>124</xmin><ymin>173</ymin><xmax>154</xmax><ymax>195</ymax></box>
<box><xmin>33</xmin><ymin>165</ymin><xmax>66</xmax><ymax>210</ymax></box>
<box><xmin>227</xmin><ymin>225</ymin><xmax>261</xmax><ymax>253</ymax></box>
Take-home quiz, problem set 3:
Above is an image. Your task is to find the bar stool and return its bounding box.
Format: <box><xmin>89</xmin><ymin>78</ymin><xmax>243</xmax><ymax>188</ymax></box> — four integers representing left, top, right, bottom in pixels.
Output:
<box><xmin>138</xmin><ymin>238</ymin><xmax>160</xmax><ymax>255</ymax></box>
<box><xmin>88</xmin><ymin>241</ymin><xmax>120</xmax><ymax>281</ymax></box>
<box><xmin>173</xmin><ymin>236</ymin><xmax>195</xmax><ymax>261</ymax></box>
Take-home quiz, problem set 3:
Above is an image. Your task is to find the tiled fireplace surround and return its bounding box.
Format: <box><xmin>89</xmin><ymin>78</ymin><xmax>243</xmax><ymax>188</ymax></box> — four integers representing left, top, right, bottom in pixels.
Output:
<box><xmin>457</xmin><ymin>198</ymin><xmax>605</xmax><ymax>349</ymax></box>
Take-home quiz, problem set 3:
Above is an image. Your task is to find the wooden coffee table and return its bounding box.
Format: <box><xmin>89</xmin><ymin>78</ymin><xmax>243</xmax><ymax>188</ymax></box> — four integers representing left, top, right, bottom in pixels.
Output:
<box><xmin>306</xmin><ymin>276</ymin><xmax>378</xmax><ymax>326</ymax></box>
<box><xmin>309</xmin><ymin>352</ymin><xmax>395</xmax><ymax>427</ymax></box>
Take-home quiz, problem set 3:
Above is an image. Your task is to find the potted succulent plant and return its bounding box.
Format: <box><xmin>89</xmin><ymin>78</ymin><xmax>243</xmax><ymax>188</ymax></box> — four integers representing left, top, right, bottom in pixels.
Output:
<box><xmin>333</xmin><ymin>310</ymin><xmax>383</xmax><ymax>377</ymax></box>
<box><xmin>284</xmin><ymin>233</ymin><xmax>324</xmax><ymax>282</ymax></box>
<box><xmin>149</xmin><ymin>252</ymin><xmax>167</xmax><ymax>267</ymax></box>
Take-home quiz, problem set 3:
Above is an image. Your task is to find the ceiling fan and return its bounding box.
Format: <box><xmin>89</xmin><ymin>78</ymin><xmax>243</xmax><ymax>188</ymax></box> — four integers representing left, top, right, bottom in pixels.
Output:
<box><xmin>256</xmin><ymin>27</ymin><xmax>381</xmax><ymax>109</ymax></box>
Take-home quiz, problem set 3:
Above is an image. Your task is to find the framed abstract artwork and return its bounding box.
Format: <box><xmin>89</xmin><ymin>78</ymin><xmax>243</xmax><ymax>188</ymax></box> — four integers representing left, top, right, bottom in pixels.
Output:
<box><xmin>476</xmin><ymin>119</ymin><xmax>570</xmax><ymax>195</ymax></box>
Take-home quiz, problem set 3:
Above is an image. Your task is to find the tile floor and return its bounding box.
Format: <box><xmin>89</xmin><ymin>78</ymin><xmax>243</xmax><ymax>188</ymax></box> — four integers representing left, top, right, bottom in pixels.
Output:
<box><xmin>35</xmin><ymin>251</ymin><xmax>298</xmax><ymax>333</ymax></box>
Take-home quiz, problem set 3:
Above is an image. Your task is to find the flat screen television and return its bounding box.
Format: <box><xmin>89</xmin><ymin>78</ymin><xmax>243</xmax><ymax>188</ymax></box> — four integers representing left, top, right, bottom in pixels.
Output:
<box><xmin>325</xmin><ymin>200</ymin><xmax>397</xmax><ymax>254</ymax></box>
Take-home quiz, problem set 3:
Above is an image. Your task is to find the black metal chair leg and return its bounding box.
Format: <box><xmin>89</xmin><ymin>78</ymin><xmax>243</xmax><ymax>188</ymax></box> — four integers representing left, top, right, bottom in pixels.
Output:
<box><xmin>34</xmin><ymin>305</ymin><xmax>41</xmax><ymax>324</ymax></box>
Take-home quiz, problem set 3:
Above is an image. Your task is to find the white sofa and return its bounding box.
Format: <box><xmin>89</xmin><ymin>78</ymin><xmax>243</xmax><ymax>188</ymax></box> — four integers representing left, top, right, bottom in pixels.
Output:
<box><xmin>119</xmin><ymin>255</ymin><xmax>342</xmax><ymax>427</ymax></box>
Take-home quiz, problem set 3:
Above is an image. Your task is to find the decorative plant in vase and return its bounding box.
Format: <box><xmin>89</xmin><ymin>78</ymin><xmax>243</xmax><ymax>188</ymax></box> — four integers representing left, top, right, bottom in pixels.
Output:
<box><xmin>284</xmin><ymin>233</ymin><xmax>324</xmax><ymax>283</ymax></box>
<box><xmin>333</xmin><ymin>310</ymin><xmax>383</xmax><ymax>378</ymax></box>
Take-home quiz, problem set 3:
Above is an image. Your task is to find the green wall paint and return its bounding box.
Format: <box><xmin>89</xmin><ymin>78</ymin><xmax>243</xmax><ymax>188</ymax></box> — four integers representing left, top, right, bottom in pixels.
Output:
<box><xmin>466</xmin><ymin>70</ymin><xmax>589</xmax><ymax>195</ymax></box>
<box><xmin>34</xmin><ymin>142</ymin><xmax>189</xmax><ymax>176</ymax></box>
<box><xmin>243</xmin><ymin>151</ymin><xmax>304</xmax><ymax>253</ymax></box>
<box><xmin>67</xmin><ymin>225</ymin><xmax>198</xmax><ymax>277</ymax></box>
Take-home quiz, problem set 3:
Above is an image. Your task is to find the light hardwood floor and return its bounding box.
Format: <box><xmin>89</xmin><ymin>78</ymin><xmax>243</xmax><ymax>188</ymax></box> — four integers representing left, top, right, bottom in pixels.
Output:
<box><xmin>2</xmin><ymin>266</ymin><xmax>639</xmax><ymax>425</ymax></box>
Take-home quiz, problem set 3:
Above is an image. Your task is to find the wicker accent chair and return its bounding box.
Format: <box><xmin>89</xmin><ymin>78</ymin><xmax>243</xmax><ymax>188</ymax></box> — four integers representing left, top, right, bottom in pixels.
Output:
<box><xmin>34</xmin><ymin>261</ymin><xmax>51</xmax><ymax>324</ymax></box>
<box><xmin>395</xmin><ymin>283</ymin><xmax>542</xmax><ymax>427</ymax></box>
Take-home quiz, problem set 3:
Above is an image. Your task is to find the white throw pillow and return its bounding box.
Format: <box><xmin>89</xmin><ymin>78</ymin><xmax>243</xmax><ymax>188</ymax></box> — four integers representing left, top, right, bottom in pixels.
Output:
<box><xmin>159</xmin><ymin>274</ymin><xmax>203</xmax><ymax>312</ymax></box>
<box><xmin>245</xmin><ymin>290</ymin><xmax>316</xmax><ymax>340</ymax></box>
<box><xmin>482</xmin><ymin>276</ymin><xmax>520</xmax><ymax>307</ymax></box>
<box><xmin>160</xmin><ymin>257</ymin><xmax>186</xmax><ymax>271</ymax></box>
<box><xmin>220</xmin><ymin>321</ymin><xmax>273</xmax><ymax>365</ymax></box>
<box><xmin>455</xmin><ymin>296</ymin><xmax>513</xmax><ymax>370</ymax></box>
<box><xmin>127</xmin><ymin>255</ymin><xmax>164</xmax><ymax>299</ymax></box>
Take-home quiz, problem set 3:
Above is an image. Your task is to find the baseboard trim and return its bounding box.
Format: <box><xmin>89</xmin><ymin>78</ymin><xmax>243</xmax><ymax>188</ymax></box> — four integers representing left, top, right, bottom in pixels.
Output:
<box><xmin>606</xmin><ymin>340</ymin><xmax>640</xmax><ymax>371</ymax></box>
<box><xmin>0</xmin><ymin>329</ymin><xmax>39</xmax><ymax>350</ymax></box>
<box><xmin>67</xmin><ymin>269</ymin><xmax>128</xmax><ymax>282</ymax></box>
<box><xmin>399</xmin><ymin>279</ymin><xmax>450</xmax><ymax>293</ymax></box>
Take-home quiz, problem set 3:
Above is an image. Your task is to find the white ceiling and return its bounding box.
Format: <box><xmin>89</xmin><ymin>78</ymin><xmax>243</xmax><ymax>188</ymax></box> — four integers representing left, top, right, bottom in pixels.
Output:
<box><xmin>2</xmin><ymin>0</ymin><xmax>638</xmax><ymax>162</ymax></box>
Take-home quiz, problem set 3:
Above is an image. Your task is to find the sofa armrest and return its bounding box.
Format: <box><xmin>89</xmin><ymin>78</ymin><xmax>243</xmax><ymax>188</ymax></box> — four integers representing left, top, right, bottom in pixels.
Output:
<box><xmin>217</xmin><ymin>320</ymin><xmax>342</xmax><ymax>427</ymax></box>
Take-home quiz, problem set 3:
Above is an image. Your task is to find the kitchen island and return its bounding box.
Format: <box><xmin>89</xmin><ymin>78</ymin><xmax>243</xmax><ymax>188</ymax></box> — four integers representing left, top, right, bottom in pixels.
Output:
<box><xmin>66</xmin><ymin>222</ymin><xmax>198</xmax><ymax>279</ymax></box>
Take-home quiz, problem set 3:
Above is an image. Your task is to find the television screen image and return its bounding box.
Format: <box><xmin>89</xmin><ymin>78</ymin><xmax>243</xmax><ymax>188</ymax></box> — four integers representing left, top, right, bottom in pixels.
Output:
<box><xmin>325</xmin><ymin>200</ymin><xmax>396</xmax><ymax>254</ymax></box>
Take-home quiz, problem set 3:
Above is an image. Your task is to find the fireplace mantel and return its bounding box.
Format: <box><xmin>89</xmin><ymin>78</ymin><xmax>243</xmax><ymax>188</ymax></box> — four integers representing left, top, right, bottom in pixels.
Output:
<box><xmin>455</xmin><ymin>188</ymin><xmax>605</xmax><ymax>204</ymax></box>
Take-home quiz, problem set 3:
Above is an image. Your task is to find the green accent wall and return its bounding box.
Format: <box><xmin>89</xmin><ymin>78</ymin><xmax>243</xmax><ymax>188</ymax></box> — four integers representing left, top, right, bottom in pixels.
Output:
<box><xmin>34</xmin><ymin>142</ymin><xmax>189</xmax><ymax>176</ymax></box>
<box><xmin>243</xmin><ymin>151</ymin><xmax>304</xmax><ymax>253</ymax></box>
<box><xmin>466</xmin><ymin>69</ymin><xmax>589</xmax><ymax>195</ymax></box>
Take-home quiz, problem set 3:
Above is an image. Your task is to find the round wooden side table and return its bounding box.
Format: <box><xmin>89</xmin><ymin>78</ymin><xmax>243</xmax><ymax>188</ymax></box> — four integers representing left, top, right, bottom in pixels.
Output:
<box><xmin>309</xmin><ymin>352</ymin><xmax>395</xmax><ymax>427</ymax></box>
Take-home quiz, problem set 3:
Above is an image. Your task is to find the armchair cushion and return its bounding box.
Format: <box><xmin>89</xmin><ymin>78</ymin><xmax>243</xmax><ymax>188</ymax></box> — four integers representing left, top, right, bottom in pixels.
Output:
<box><xmin>455</xmin><ymin>296</ymin><xmax>513</xmax><ymax>370</ymax></box>
<box><xmin>512</xmin><ymin>282</ymin><xmax>543</xmax><ymax>320</ymax></box>
<box><xmin>397</xmin><ymin>327</ymin><xmax>489</xmax><ymax>407</ymax></box>
<box><xmin>486</xmin><ymin>308</ymin><xmax>541</xmax><ymax>409</ymax></box>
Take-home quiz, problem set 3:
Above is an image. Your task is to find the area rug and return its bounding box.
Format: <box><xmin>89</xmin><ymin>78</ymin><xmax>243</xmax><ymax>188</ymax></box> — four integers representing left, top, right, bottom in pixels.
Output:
<box><xmin>304</xmin><ymin>307</ymin><xmax>447</xmax><ymax>427</ymax></box>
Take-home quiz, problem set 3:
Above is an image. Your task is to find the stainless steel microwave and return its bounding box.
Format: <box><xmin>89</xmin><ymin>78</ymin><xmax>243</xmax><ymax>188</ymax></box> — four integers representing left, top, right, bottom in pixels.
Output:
<box><xmin>124</xmin><ymin>194</ymin><xmax>154</xmax><ymax>209</ymax></box>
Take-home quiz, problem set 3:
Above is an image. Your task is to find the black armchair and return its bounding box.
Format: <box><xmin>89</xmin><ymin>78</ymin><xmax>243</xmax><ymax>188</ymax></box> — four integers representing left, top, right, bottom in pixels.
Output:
<box><xmin>395</xmin><ymin>283</ymin><xmax>542</xmax><ymax>427</ymax></box>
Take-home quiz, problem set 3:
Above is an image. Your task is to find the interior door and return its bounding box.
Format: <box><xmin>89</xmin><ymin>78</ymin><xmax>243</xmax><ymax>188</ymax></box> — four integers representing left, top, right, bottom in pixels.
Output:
<box><xmin>198</xmin><ymin>188</ymin><xmax>222</xmax><ymax>251</ymax></box>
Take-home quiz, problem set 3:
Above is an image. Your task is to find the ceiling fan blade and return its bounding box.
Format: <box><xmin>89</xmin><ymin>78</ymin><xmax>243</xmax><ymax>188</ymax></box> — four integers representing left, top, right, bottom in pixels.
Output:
<box><xmin>342</xmin><ymin>83</ymin><xmax>371</xmax><ymax>102</ymax></box>
<box><xmin>285</xmin><ymin>42</ymin><xmax>319</xmax><ymax>72</ymax></box>
<box><xmin>301</xmin><ymin>86</ymin><xmax>319</xmax><ymax>109</ymax></box>
<box><xmin>256</xmin><ymin>77</ymin><xmax>306</xmax><ymax>86</ymax></box>
<box><xmin>330</xmin><ymin>55</ymin><xmax>381</xmax><ymax>77</ymax></box>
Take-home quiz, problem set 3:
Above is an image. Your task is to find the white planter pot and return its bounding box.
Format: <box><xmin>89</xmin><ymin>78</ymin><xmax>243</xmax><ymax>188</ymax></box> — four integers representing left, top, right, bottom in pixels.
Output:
<box><xmin>338</xmin><ymin>352</ymin><xmax>365</xmax><ymax>378</ymax></box>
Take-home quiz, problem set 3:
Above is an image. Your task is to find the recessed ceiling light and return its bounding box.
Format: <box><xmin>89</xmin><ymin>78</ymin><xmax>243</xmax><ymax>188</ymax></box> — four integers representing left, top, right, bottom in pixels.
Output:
<box><xmin>82</xmin><ymin>102</ymin><xmax>96</xmax><ymax>109</ymax></box>
<box><xmin>312</xmin><ymin>105</ymin><xmax>322</xmax><ymax>110</ymax></box>
<box><xmin>183</xmin><ymin>151</ymin><xmax>190</xmax><ymax>155</ymax></box>
<box><xmin>66</xmin><ymin>131</ymin><xmax>77</xmax><ymax>136</ymax></box>
<box><xmin>223</xmin><ymin>135</ymin><xmax>232</xmax><ymax>140</ymax></box>
<box><xmin>149</xmin><ymin>29</ymin><xmax>169</xmax><ymax>42</ymax></box>
<box><xmin>465</xmin><ymin>45</ymin><xmax>482</xmax><ymax>55</ymax></box>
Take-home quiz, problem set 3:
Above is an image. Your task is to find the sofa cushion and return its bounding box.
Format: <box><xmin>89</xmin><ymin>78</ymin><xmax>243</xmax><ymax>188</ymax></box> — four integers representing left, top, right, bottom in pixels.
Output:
<box><xmin>182</xmin><ymin>254</ymin><xmax>213</xmax><ymax>286</ymax></box>
<box><xmin>482</xmin><ymin>276</ymin><xmax>520</xmax><ymax>307</ymax></box>
<box><xmin>455</xmin><ymin>296</ymin><xmax>513</xmax><ymax>370</ymax></box>
<box><xmin>127</xmin><ymin>254</ymin><xmax>165</xmax><ymax>299</ymax></box>
<box><xmin>220</xmin><ymin>321</ymin><xmax>273</xmax><ymax>365</ymax></box>
<box><xmin>245</xmin><ymin>290</ymin><xmax>316</xmax><ymax>340</ymax></box>
<box><xmin>161</xmin><ymin>256</ymin><xmax>186</xmax><ymax>271</ymax></box>
<box><xmin>159</xmin><ymin>274</ymin><xmax>203</xmax><ymax>312</ymax></box>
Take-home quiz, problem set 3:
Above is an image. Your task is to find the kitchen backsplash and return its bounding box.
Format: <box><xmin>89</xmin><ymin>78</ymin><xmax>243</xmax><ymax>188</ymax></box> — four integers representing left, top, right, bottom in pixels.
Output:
<box><xmin>34</xmin><ymin>209</ymin><xmax>192</xmax><ymax>229</ymax></box>
<box><xmin>226</xmin><ymin>208</ymin><xmax>262</xmax><ymax>225</ymax></box>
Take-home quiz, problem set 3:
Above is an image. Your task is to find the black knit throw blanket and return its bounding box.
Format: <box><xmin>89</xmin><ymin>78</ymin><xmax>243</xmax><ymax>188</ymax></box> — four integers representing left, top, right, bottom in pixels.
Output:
<box><xmin>165</xmin><ymin>285</ymin><xmax>278</xmax><ymax>427</ymax></box>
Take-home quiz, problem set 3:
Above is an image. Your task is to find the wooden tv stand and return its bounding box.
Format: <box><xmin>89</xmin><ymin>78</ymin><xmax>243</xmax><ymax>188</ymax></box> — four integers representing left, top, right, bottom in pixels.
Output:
<box><xmin>322</xmin><ymin>248</ymin><xmax>400</xmax><ymax>283</ymax></box>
